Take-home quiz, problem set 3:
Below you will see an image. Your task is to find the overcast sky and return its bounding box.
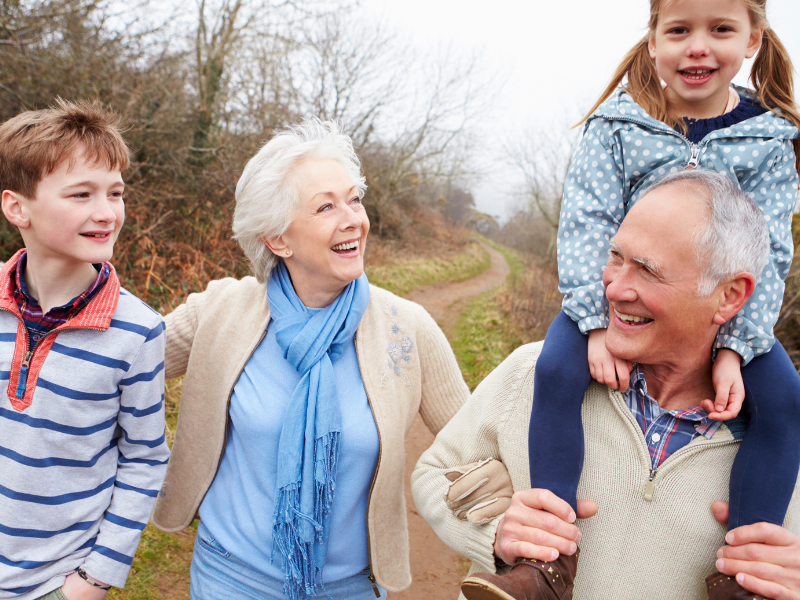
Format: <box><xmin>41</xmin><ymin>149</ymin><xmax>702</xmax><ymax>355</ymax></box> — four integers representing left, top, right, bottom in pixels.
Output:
<box><xmin>362</xmin><ymin>0</ymin><xmax>800</xmax><ymax>221</ymax></box>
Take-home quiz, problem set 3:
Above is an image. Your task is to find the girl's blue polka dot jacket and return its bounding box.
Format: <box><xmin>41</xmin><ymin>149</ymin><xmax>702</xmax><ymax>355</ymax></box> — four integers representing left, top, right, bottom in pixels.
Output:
<box><xmin>558</xmin><ymin>85</ymin><xmax>799</xmax><ymax>364</ymax></box>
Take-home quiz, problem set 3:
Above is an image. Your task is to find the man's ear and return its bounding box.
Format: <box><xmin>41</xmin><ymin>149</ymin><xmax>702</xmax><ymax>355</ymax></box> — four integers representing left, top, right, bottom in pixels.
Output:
<box><xmin>712</xmin><ymin>272</ymin><xmax>757</xmax><ymax>326</ymax></box>
<box><xmin>1</xmin><ymin>190</ymin><xmax>30</xmax><ymax>229</ymax></box>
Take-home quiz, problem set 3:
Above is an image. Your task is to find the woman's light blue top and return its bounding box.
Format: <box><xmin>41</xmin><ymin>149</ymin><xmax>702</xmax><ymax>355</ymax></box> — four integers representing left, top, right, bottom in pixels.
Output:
<box><xmin>199</xmin><ymin>311</ymin><xmax>380</xmax><ymax>584</ymax></box>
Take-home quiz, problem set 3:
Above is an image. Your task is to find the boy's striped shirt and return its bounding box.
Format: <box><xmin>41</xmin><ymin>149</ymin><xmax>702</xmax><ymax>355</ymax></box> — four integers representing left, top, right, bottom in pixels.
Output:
<box><xmin>0</xmin><ymin>250</ymin><xmax>169</xmax><ymax>599</ymax></box>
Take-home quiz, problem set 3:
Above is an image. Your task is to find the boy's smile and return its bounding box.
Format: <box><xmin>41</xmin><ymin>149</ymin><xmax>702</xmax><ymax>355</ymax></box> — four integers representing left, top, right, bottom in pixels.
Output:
<box><xmin>10</xmin><ymin>145</ymin><xmax>125</xmax><ymax>270</ymax></box>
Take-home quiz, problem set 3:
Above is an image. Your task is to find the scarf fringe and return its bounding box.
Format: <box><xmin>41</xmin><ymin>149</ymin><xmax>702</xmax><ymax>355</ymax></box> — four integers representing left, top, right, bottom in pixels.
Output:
<box><xmin>273</xmin><ymin>432</ymin><xmax>340</xmax><ymax>600</ymax></box>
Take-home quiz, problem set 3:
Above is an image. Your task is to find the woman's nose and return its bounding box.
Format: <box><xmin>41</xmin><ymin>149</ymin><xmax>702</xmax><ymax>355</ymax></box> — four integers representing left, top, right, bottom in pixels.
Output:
<box><xmin>340</xmin><ymin>203</ymin><xmax>362</xmax><ymax>229</ymax></box>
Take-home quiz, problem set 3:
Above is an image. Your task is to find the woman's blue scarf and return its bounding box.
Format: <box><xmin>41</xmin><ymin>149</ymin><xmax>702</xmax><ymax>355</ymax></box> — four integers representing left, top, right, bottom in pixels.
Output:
<box><xmin>268</xmin><ymin>261</ymin><xmax>370</xmax><ymax>599</ymax></box>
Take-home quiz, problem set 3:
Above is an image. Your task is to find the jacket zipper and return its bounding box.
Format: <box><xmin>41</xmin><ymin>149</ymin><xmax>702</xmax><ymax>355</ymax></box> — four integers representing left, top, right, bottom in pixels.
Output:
<box><xmin>686</xmin><ymin>143</ymin><xmax>702</xmax><ymax>169</ymax></box>
<box><xmin>0</xmin><ymin>307</ymin><xmax>103</xmax><ymax>400</ymax></box>
<box><xmin>593</xmin><ymin>113</ymin><xmax>712</xmax><ymax>170</ymax></box>
<box><xmin>610</xmin><ymin>390</ymin><xmax>739</xmax><ymax>502</ymax></box>
<box><xmin>354</xmin><ymin>332</ymin><xmax>382</xmax><ymax>598</ymax></box>
<box><xmin>641</xmin><ymin>436</ymin><xmax>737</xmax><ymax>501</ymax></box>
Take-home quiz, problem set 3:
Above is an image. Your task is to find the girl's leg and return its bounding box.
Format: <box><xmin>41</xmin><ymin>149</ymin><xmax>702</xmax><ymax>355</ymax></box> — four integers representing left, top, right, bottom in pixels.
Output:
<box><xmin>528</xmin><ymin>311</ymin><xmax>592</xmax><ymax>513</ymax></box>
<box><xmin>729</xmin><ymin>339</ymin><xmax>800</xmax><ymax>530</ymax></box>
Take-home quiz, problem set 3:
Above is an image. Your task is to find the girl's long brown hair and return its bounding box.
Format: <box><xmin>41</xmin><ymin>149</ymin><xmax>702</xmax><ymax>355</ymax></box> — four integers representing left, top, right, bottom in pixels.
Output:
<box><xmin>578</xmin><ymin>0</ymin><xmax>800</xmax><ymax>174</ymax></box>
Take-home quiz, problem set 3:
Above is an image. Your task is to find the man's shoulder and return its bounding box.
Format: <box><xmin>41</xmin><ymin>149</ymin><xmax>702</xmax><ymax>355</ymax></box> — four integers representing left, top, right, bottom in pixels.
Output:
<box><xmin>472</xmin><ymin>340</ymin><xmax>544</xmax><ymax>401</ymax></box>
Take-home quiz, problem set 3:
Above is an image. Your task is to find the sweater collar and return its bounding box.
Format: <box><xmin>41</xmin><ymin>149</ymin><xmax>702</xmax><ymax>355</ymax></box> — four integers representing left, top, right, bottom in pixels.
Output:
<box><xmin>0</xmin><ymin>249</ymin><xmax>120</xmax><ymax>330</ymax></box>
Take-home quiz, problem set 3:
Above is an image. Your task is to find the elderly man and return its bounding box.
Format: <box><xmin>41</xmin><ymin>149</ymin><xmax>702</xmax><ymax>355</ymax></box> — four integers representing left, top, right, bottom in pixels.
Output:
<box><xmin>412</xmin><ymin>169</ymin><xmax>800</xmax><ymax>600</ymax></box>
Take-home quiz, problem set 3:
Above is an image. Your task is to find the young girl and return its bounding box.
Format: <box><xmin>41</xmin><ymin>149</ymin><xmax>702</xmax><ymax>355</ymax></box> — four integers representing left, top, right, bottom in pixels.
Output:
<box><xmin>462</xmin><ymin>1</ymin><xmax>800</xmax><ymax>600</ymax></box>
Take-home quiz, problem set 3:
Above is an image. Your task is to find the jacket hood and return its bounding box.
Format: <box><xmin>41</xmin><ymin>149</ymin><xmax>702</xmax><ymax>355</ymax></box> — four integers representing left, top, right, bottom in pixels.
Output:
<box><xmin>589</xmin><ymin>86</ymin><xmax>799</xmax><ymax>142</ymax></box>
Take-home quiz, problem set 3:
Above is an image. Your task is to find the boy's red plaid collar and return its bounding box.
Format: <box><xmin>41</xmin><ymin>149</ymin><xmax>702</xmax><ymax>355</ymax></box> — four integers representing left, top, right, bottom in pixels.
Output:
<box><xmin>0</xmin><ymin>249</ymin><xmax>120</xmax><ymax>330</ymax></box>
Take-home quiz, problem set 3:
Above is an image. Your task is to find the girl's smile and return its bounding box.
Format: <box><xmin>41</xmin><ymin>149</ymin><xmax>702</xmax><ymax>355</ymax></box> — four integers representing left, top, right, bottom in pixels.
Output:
<box><xmin>648</xmin><ymin>0</ymin><xmax>763</xmax><ymax>120</ymax></box>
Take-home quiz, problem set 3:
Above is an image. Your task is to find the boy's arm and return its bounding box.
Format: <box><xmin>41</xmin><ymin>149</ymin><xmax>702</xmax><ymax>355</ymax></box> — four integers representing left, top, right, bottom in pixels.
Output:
<box><xmin>558</xmin><ymin>118</ymin><xmax>626</xmax><ymax>333</ymax></box>
<box><xmin>716</xmin><ymin>141</ymin><xmax>798</xmax><ymax>365</ymax></box>
<box><xmin>81</xmin><ymin>319</ymin><xmax>169</xmax><ymax>589</ymax></box>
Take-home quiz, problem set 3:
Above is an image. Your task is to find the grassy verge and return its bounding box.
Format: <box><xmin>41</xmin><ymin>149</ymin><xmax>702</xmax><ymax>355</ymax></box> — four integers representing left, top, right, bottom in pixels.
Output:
<box><xmin>452</xmin><ymin>289</ymin><xmax>523</xmax><ymax>390</ymax></box>
<box><xmin>365</xmin><ymin>241</ymin><xmax>489</xmax><ymax>297</ymax></box>
<box><xmin>451</xmin><ymin>240</ymin><xmax>526</xmax><ymax>390</ymax></box>
<box><xmin>451</xmin><ymin>239</ymin><xmax>560</xmax><ymax>390</ymax></box>
<box><xmin>477</xmin><ymin>234</ymin><xmax>524</xmax><ymax>280</ymax></box>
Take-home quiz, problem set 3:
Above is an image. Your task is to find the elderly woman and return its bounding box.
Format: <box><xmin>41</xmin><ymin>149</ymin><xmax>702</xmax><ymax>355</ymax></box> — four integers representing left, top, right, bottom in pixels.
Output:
<box><xmin>151</xmin><ymin>119</ymin><xmax>470</xmax><ymax>600</ymax></box>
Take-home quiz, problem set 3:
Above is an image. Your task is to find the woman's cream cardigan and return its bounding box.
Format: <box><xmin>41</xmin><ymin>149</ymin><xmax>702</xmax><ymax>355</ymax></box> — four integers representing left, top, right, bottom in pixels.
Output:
<box><xmin>151</xmin><ymin>277</ymin><xmax>469</xmax><ymax>592</ymax></box>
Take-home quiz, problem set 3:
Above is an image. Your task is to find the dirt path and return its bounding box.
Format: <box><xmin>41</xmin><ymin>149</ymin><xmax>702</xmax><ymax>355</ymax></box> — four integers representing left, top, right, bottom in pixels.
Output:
<box><xmin>405</xmin><ymin>243</ymin><xmax>511</xmax><ymax>338</ymax></box>
<box><xmin>390</xmin><ymin>243</ymin><xmax>510</xmax><ymax>600</ymax></box>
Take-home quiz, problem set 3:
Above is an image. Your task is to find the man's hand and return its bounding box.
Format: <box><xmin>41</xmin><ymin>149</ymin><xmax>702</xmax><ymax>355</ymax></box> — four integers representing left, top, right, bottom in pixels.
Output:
<box><xmin>60</xmin><ymin>571</ymin><xmax>109</xmax><ymax>600</ymax></box>
<box><xmin>493</xmin><ymin>488</ymin><xmax>598</xmax><ymax>565</ymax></box>
<box><xmin>588</xmin><ymin>329</ymin><xmax>633</xmax><ymax>392</ymax></box>
<box><xmin>712</xmin><ymin>501</ymin><xmax>800</xmax><ymax>599</ymax></box>
<box><xmin>702</xmin><ymin>349</ymin><xmax>745</xmax><ymax>420</ymax></box>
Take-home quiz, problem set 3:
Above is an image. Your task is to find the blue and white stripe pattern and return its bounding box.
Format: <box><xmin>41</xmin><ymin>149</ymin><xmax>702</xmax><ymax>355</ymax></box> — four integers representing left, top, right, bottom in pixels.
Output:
<box><xmin>0</xmin><ymin>288</ymin><xmax>169</xmax><ymax>599</ymax></box>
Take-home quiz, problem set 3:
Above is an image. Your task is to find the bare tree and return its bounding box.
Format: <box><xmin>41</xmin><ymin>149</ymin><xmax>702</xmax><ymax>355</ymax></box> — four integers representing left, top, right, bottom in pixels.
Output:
<box><xmin>505</xmin><ymin>122</ymin><xmax>578</xmax><ymax>257</ymax></box>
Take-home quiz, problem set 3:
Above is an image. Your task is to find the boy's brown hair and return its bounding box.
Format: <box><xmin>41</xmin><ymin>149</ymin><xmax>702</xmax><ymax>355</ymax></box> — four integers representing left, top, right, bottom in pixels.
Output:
<box><xmin>0</xmin><ymin>98</ymin><xmax>130</xmax><ymax>199</ymax></box>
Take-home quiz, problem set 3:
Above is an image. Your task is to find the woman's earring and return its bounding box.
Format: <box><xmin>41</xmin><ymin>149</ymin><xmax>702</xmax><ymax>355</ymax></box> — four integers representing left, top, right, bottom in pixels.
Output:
<box><xmin>285</xmin><ymin>250</ymin><xmax>291</xmax><ymax>256</ymax></box>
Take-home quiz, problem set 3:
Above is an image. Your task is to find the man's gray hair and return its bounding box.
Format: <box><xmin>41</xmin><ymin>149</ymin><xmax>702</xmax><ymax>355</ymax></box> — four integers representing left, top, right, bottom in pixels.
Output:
<box><xmin>641</xmin><ymin>169</ymin><xmax>770</xmax><ymax>296</ymax></box>
<box><xmin>232</xmin><ymin>118</ymin><xmax>367</xmax><ymax>283</ymax></box>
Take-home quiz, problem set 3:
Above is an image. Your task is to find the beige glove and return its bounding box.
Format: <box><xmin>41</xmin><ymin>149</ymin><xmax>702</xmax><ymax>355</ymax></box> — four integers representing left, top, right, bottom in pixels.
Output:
<box><xmin>444</xmin><ymin>457</ymin><xmax>513</xmax><ymax>525</ymax></box>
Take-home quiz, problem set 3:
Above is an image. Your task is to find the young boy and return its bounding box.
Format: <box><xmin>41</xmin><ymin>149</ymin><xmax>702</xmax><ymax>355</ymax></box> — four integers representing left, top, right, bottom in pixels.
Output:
<box><xmin>0</xmin><ymin>100</ymin><xmax>169</xmax><ymax>600</ymax></box>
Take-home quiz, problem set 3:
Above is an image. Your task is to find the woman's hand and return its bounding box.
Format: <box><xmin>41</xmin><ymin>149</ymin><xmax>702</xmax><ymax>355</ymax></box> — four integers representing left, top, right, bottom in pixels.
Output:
<box><xmin>493</xmin><ymin>488</ymin><xmax>598</xmax><ymax>565</ymax></box>
<box><xmin>702</xmin><ymin>349</ymin><xmax>745</xmax><ymax>420</ymax></box>
<box><xmin>60</xmin><ymin>571</ymin><xmax>109</xmax><ymax>600</ymax></box>
<box><xmin>587</xmin><ymin>329</ymin><xmax>633</xmax><ymax>392</ymax></box>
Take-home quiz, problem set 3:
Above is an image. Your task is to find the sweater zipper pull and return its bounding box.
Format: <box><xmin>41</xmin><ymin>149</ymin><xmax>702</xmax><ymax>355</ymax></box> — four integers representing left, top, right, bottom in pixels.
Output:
<box><xmin>685</xmin><ymin>144</ymin><xmax>701</xmax><ymax>170</ymax></box>
<box><xmin>368</xmin><ymin>571</ymin><xmax>380</xmax><ymax>598</ymax></box>
<box><xmin>16</xmin><ymin>350</ymin><xmax>32</xmax><ymax>399</ymax></box>
<box><xmin>644</xmin><ymin>468</ymin><xmax>657</xmax><ymax>502</ymax></box>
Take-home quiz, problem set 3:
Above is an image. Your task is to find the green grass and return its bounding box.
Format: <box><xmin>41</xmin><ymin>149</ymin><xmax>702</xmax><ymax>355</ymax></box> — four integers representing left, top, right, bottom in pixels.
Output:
<box><xmin>452</xmin><ymin>289</ymin><xmax>522</xmax><ymax>390</ymax></box>
<box><xmin>450</xmin><ymin>239</ymin><xmax>526</xmax><ymax>390</ymax></box>
<box><xmin>365</xmin><ymin>241</ymin><xmax>490</xmax><ymax>297</ymax></box>
<box><xmin>107</xmin><ymin>523</ymin><xmax>197</xmax><ymax>600</ymax></box>
<box><xmin>476</xmin><ymin>234</ymin><xmax>524</xmax><ymax>279</ymax></box>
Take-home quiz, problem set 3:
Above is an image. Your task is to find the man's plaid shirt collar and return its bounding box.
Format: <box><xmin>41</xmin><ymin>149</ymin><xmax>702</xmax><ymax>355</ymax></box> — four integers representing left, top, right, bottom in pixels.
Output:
<box><xmin>624</xmin><ymin>365</ymin><xmax>722</xmax><ymax>469</ymax></box>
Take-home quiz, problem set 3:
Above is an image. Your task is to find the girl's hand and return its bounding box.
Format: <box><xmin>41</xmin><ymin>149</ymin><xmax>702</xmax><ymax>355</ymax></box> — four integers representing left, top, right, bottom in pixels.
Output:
<box><xmin>702</xmin><ymin>349</ymin><xmax>745</xmax><ymax>421</ymax></box>
<box><xmin>587</xmin><ymin>328</ymin><xmax>633</xmax><ymax>392</ymax></box>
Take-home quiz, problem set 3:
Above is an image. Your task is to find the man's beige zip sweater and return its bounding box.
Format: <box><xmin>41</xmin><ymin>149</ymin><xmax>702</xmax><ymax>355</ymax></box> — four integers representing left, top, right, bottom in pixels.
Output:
<box><xmin>412</xmin><ymin>342</ymin><xmax>800</xmax><ymax>600</ymax></box>
<box><xmin>151</xmin><ymin>276</ymin><xmax>469</xmax><ymax>592</ymax></box>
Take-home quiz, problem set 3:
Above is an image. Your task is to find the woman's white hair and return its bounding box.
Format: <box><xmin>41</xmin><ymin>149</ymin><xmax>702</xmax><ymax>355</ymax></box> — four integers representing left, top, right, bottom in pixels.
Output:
<box><xmin>232</xmin><ymin>118</ymin><xmax>367</xmax><ymax>282</ymax></box>
<box><xmin>641</xmin><ymin>169</ymin><xmax>770</xmax><ymax>296</ymax></box>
